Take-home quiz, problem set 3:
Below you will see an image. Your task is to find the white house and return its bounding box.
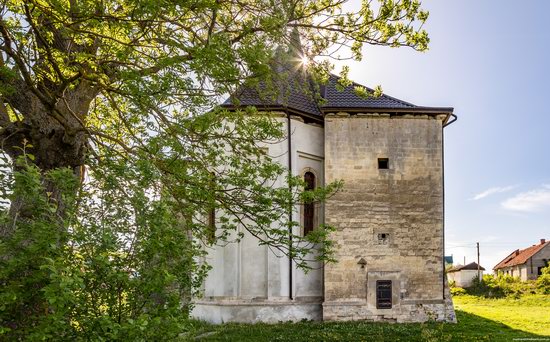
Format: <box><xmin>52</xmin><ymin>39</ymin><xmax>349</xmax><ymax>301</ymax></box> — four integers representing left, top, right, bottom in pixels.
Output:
<box><xmin>447</xmin><ymin>262</ymin><xmax>485</xmax><ymax>288</ymax></box>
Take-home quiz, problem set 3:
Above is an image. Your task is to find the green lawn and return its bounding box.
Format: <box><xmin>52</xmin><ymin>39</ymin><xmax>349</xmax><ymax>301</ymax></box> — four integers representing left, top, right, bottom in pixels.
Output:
<box><xmin>453</xmin><ymin>294</ymin><xmax>550</xmax><ymax>336</ymax></box>
<box><xmin>183</xmin><ymin>295</ymin><xmax>550</xmax><ymax>341</ymax></box>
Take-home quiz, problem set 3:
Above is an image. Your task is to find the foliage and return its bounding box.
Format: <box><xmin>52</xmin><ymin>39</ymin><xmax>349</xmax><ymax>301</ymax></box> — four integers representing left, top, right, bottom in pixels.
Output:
<box><xmin>536</xmin><ymin>266</ymin><xmax>550</xmax><ymax>294</ymax></box>
<box><xmin>0</xmin><ymin>0</ymin><xmax>432</xmax><ymax>271</ymax></box>
<box><xmin>465</xmin><ymin>274</ymin><xmax>542</xmax><ymax>298</ymax></box>
<box><xmin>0</xmin><ymin>115</ymin><xmax>343</xmax><ymax>340</ymax></box>
<box><xmin>0</xmin><ymin>154</ymin><xmax>203</xmax><ymax>340</ymax></box>
<box><xmin>0</xmin><ymin>0</ymin><xmax>431</xmax><ymax>173</ymax></box>
<box><xmin>453</xmin><ymin>269</ymin><xmax>550</xmax><ymax>299</ymax></box>
<box><xmin>450</xmin><ymin>287</ymin><xmax>466</xmax><ymax>296</ymax></box>
<box><xmin>0</xmin><ymin>0</ymin><xmax>432</xmax><ymax>339</ymax></box>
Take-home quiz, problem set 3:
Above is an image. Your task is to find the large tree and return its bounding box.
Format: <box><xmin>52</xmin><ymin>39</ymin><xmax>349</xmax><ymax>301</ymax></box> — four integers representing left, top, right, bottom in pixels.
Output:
<box><xmin>0</xmin><ymin>0</ymin><xmax>429</xmax><ymax>338</ymax></box>
<box><xmin>0</xmin><ymin>0</ymin><xmax>429</xmax><ymax>205</ymax></box>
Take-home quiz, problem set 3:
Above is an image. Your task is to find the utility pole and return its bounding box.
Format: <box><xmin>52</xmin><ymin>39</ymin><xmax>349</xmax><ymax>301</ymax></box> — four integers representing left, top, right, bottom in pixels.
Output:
<box><xmin>477</xmin><ymin>242</ymin><xmax>481</xmax><ymax>281</ymax></box>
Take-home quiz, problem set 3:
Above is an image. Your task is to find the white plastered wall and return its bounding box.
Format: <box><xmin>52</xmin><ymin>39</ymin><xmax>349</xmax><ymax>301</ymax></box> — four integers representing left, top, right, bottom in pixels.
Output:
<box><xmin>447</xmin><ymin>269</ymin><xmax>483</xmax><ymax>288</ymax></box>
<box><xmin>193</xmin><ymin>113</ymin><xmax>325</xmax><ymax>323</ymax></box>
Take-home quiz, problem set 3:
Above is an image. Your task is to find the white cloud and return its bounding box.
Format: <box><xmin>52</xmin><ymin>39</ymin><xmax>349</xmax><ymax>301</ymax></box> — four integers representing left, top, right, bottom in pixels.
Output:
<box><xmin>501</xmin><ymin>185</ymin><xmax>550</xmax><ymax>212</ymax></box>
<box><xmin>472</xmin><ymin>185</ymin><xmax>516</xmax><ymax>200</ymax></box>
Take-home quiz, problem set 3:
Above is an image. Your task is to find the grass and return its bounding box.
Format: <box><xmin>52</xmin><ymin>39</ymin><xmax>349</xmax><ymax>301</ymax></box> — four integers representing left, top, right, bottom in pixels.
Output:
<box><xmin>183</xmin><ymin>295</ymin><xmax>550</xmax><ymax>341</ymax></box>
<box><xmin>453</xmin><ymin>294</ymin><xmax>550</xmax><ymax>336</ymax></box>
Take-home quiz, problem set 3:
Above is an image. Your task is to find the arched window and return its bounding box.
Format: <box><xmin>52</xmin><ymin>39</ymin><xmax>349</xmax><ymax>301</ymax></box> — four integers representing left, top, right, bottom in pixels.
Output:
<box><xmin>207</xmin><ymin>172</ymin><xmax>216</xmax><ymax>243</ymax></box>
<box><xmin>207</xmin><ymin>207</ymin><xmax>216</xmax><ymax>242</ymax></box>
<box><xmin>303</xmin><ymin>171</ymin><xmax>316</xmax><ymax>235</ymax></box>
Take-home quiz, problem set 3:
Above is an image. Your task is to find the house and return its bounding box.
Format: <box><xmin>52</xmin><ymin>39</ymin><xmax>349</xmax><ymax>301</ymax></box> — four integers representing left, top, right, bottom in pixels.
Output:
<box><xmin>191</xmin><ymin>44</ymin><xmax>457</xmax><ymax>324</ymax></box>
<box><xmin>447</xmin><ymin>262</ymin><xmax>485</xmax><ymax>288</ymax></box>
<box><xmin>493</xmin><ymin>239</ymin><xmax>550</xmax><ymax>280</ymax></box>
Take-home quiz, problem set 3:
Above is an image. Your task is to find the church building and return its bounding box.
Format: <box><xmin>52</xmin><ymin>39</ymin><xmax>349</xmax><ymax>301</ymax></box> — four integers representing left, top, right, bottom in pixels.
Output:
<box><xmin>191</xmin><ymin>58</ymin><xmax>457</xmax><ymax>323</ymax></box>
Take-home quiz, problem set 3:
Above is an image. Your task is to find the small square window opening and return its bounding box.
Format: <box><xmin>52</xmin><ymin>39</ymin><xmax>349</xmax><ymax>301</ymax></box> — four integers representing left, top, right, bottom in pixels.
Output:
<box><xmin>378</xmin><ymin>158</ymin><xmax>389</xmax><ymax>169</ymax></box>
<box><xmin>377</xmin><ymin>233</ymin><xmax>390</xmax><ymax>245</ymax></box>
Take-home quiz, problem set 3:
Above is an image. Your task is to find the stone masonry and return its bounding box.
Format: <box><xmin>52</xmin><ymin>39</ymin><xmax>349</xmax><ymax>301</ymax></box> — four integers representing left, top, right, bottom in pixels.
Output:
<box><xmin>323</xmin><ymin>113</ymin><xmax>456</xmax><ymax>322</ymax></box>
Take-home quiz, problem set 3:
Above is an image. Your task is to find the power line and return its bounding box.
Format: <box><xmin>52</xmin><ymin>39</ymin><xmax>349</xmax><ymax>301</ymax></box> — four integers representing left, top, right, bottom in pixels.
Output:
<box><xmin>447</xmin><ymin>241</ymin><xmax>542</xmax><ymax>247</ymax></box>
<box><xmin>445</xmin><ymin>245</ymin><xmax>477</xmax><ymax>249</ymax></box>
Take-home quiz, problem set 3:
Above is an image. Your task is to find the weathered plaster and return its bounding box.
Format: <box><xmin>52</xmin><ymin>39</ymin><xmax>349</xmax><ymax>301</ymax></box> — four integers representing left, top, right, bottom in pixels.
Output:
<box><xmin>192</xmin><ymin>115</ymin><xmax>325</xmax><ymax>323</ymax></box>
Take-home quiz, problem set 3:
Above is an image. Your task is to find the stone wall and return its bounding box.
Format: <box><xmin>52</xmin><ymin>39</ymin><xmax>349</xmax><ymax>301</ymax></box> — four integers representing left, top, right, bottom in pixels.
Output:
<box><xmin>323</xmin><ymin>113</ymin><xmax>454</xmax><ymax>322</ymax></box>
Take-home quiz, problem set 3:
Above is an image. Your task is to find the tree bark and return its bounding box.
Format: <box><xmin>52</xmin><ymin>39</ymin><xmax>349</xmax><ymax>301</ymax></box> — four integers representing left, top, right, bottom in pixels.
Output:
<box><xmin>0</xmin><ymin>81</ymin><xmax>96</xmax><ymax>238</ymax></box>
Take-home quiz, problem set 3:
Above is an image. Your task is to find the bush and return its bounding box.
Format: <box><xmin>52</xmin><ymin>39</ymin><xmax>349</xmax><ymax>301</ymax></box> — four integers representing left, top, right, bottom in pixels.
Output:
<box><xmin>450</xmin><ymin>287</ymin><xmax>466</xmax><ymax>296</ymax></box>
<box><xmin>0</xmin><ymin>156</ymin><xmax>205</xmax><ymax>340</ymax></box>
<box><xmin>465</xmin><ymin>273</ymin><xmax>541</xmax><ymax>298</ymax></box>
<box><xmin>537</xmin><ymin>266</ymin><xmax>550</xmax><ymax>294</ymax></box>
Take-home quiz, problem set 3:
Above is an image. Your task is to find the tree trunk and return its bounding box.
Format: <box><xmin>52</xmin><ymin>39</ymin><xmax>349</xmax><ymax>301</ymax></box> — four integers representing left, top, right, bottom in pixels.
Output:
<box><xmin>0</xmin><ymin>84</ymin><xmax>95</xmax><ymax>238</ymax></box>
<box><xmin>0</xmin><ymin>87</ymin><xmax>93</xmax><ymax>333</ymax></box>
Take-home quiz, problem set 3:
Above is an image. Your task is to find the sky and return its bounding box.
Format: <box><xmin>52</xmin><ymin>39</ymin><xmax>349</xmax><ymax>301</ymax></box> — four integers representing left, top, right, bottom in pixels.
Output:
<box><xmin>335</xmin><ymin>0</ymin><xmax>550</xmax><ymax>270</ymax></box>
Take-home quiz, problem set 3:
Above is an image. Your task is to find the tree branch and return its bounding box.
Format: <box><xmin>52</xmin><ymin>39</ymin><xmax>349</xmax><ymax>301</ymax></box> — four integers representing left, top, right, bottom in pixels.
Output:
<box><xmin>0</xmin><ymin>98</ymin><xmax>10</xmax><ymax>126</ymax></box>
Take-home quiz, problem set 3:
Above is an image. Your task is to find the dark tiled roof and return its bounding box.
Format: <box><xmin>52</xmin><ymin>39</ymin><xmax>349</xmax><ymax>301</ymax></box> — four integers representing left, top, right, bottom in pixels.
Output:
<box><xmin>223</xmin><ymin>72</ymin><xmax>322</xmax><ymax>116</ymax></box>
<box><xmin>321</xmin><ymin>75</ymin><xmax>416</xmax><ymax>109</ymax></box>
<box><xmin>493</xmin><ymin>240</ymin><xmax>549</xmax><ymax>270</ymax></box>
<box><xmin>222</xmin><ymin>73</ymin><xmax>452</xmax><ymax>117</ymax></box>
<box><xmin>447</xmin><ymin>262</ymin><xmax>485</xmax><ymax>273</ymax></box>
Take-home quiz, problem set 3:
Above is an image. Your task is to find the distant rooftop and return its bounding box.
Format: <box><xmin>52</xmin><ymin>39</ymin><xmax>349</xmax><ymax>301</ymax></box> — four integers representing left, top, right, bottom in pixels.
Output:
<box><xmin>493</xmin><ymin>239</ymin><xmax>549</xmax><ymax>270</ymax></box>
<box><xmin>447</xmin><ymin>262</ymin><xmax>485</xmax><ymax>273</ymax></box>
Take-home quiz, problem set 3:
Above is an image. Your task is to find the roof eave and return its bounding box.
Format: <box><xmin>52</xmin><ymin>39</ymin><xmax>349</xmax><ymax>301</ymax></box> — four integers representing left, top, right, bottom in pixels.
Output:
<box><xmin>494</xmin><ymin>263</ymin><xmax>523</xmax><ymax>270</ymax></box>
<box><xmin>220</xmin><ymin>104</ymin><xmax>324</xmax><ymax>123</ymax></box>
<box><xmin>320</xmin><ymin>106</ymin><xmax>454</xmax><ymax>115</ymax></box>
<box><xmin>220</xmin><ymin>103</ymin><xmax>456</xmax><ymax>126</ymax></box>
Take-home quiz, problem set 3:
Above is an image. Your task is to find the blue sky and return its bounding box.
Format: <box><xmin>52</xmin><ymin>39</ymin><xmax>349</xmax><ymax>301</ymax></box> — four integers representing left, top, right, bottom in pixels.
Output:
<box><xmin>336</xmin><ymin>0</ymin><xmax>550</xmax><ymax>269</ymax></box>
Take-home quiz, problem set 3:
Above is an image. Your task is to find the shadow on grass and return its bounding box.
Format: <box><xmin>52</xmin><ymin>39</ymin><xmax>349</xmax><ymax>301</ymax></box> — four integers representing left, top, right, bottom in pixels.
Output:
<box><xmin>447</xmin><ymin>311</ymin><xmax>548</xmax><ymax>341</ymax></box>
<box><xmin>183</xmin><ymin>311</ymin><xmax>548</xmax><ymax>342</ymax></box>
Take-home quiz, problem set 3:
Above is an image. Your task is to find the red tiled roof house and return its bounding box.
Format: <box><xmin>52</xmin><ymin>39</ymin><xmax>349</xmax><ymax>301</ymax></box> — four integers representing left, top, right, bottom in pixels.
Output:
<box><xmin>493</xmin><ymin>239</ymin><xmax>550</xmax><ymax>280</ymax></box>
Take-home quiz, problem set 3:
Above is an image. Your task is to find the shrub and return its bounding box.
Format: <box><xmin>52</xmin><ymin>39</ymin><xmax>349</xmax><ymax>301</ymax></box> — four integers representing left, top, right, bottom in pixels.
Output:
<box><xmin>450</xmin><ymin>287</ymin><xmax>466</xmax><ymax>296</ymax></box>
<box><xmin>537</xmin><ymin>266</ymin><xmax>550</xmax><ymax>295</ymax></box>
<box><xmin>0</xmin><ymin>157</ymin><xmax>205</xmax><ymax>340</ymax></box>
<box><xmin>465</xmin><ymin>273</ymin><xmax>540</xmax><ymax>298</ymax></box>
